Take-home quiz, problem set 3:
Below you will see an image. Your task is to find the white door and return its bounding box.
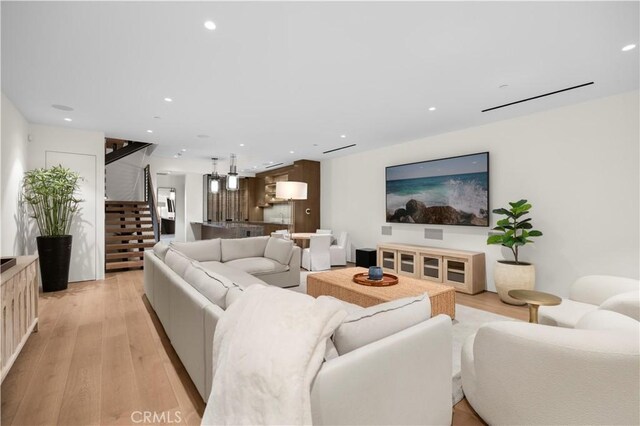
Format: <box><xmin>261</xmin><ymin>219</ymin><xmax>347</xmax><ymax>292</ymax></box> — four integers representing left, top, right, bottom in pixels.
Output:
<box><xmin>46</xmin><ymin>151</ymin><xmax>97</xmax><ymax>282</ymax></box>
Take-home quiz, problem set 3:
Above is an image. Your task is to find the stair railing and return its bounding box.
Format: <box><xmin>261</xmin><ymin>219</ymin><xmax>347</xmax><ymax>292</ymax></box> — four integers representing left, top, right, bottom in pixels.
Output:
<box><xmin>144</xmin><ymin>165</ymin><xmax>161</xmax><ymax>242</ymax></box>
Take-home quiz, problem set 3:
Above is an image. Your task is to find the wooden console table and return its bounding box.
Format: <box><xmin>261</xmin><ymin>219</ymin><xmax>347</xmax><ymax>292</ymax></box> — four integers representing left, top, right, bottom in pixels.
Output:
<box><xmin>1</xmin><ymin>256</ymin><xmax>39</xmax><ymax>383</ymax></box>
<box><xmin>377</xmin><ymin>243</ymin><xmax>486</xmax><ymax>294</ymax></box>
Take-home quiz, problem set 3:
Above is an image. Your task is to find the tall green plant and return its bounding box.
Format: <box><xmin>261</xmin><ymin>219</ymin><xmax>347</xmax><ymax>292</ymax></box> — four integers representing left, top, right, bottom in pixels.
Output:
<box><xmin>487</xmin><ymin>199</ymin><xmax>542</xmax><ymax>264</ymax></box>
<box><xmin>22</xmin><ymin>165</ymin><xmax>83</xmax><ymax>236</ymax></box>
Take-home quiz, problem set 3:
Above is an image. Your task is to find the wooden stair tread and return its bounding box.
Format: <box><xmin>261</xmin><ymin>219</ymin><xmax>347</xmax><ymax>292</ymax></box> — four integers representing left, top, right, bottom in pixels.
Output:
<box><xmin>105</xmin><ymin>200</ymin><xmax>147</xmax><ymax>205</ymax></box>
<box><xmin>105</xmin><ymin>220</ymin><xmax>153</xmax><ymax>225</ymax></box>
<box><xmin>106</xmin><ymin>207</ymin><xmax>150</xmax><ymax>212</ymax></box>
<box><xmin>106</xmin><ymin>235</ymin><xmax>155</xmax><ymax>242</ymax></box>
<box><xmin>106</xmin><ymin>252</ymin><xmax>146</xmax><ymax>260</ymax></box>
<box><xmin>106</xmin><ymin>242</ymin><xmax>156</xmax><ymax>251</ymax></box>
<box><xmin>105</xmin><ymin>260</ymin><xmax>144</xmax><ymax>270</ymax></box>
<box><xmin>106</xmin><ymin>213</ymin><xmax>152</xmax><ymax>218</ymax></box>
<box><xmin>106</xmin><ymin>226</ymin><xmax>154</xmax><ymax>233</ymax></box>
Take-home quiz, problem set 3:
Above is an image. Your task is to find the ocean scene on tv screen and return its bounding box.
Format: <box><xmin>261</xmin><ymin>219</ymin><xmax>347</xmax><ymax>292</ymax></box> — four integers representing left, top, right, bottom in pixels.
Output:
<box><xmin>386</xmin><ymin>153</ymin><xmax>489</xmax><ymax>226</ymax></box>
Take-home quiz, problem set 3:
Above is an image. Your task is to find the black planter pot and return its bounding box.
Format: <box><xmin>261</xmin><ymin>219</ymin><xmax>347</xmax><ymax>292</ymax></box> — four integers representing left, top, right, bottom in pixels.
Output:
<box><xmin>37</xmin><ymin>235</ymin><xmax>72</xmax><ymax>292</ymax></box>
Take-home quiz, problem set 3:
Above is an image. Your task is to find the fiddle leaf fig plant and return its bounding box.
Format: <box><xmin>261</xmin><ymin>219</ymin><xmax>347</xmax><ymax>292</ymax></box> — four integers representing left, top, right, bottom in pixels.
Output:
<box><xmin>486</xmin><ymin>199</ymin><xmax>542</xmax><ymax>264</ymax></box>
<box><xmin>22</xmin><ymin>165</ymin><xmax>83</xmax><ymax>236</ymax></box>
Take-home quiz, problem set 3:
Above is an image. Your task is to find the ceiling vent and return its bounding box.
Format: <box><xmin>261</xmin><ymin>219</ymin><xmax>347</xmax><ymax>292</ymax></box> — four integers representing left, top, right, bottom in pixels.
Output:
<box><xmin>265</xmin><ymin>162</ymin><xmax>284</xmax><ymax>169</ymax></box>
<box><xmin>482</xmin><ymin>82</ymin><xmax>594</xmax><ymax>113</ymax></box>
<box><xmin>323</xmin><ymin>144</ymin><xmax>357</xmax><ymax>154</ymax></box>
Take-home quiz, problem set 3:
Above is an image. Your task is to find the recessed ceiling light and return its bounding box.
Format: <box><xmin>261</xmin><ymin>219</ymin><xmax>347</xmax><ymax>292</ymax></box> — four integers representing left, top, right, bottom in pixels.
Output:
<box><xmin>622</xmin><ymin>44</ymin><xmax>637</xmax><ymax>52</ymax></box>
<box><xmin>340</xmin><ymin>134</ymin><xmax>347</xmax><ymax>138</ymax></box>
<box><xmin>52</xmin><ymin>104</ymin><xmax>74</xmax><ymax>111</ymax></box>
<box><xmin>289</xmin><ymin>150</ymin><xmax>295</xmax><ymax>154</ymax></box>
<box><xmin>174</xmin><ymin>155</ymin><xmax>179</xmax><ymax>158</ymax></box>
<box><xmin>239</xmin><ymin>143</ymin><xmax>245</xmax><ymax>147</ymax></box>
<box><xmin>269</xmin><ymin>161</ymin><xmax>274</xmax><ymax>164</ymax></box>
<box><xmin>164</xmin><ymin>97</ymin><xmax>173</xmax><ymax>102</ymax></box>
<box><xmin>64</xmin><ymin>118</ymin><xmax>72</xmax><ymax>122</ymax></box>
<box><xmin>153</xmin><ymin>116</ymin><xmax>161</xmax><ymax>119</ymax></box>
<box><xmin>197</xmin><ymin>134</ymin><xmax>209</xmax><ymax>139</ymax></box>
<box><xmin>428</xmin><ymin>107</ymin><xmax>436</xmax><ymax>111</ymax></box>
<box><xmin>147</xmin><ymin>130</ymin><xmax>153</xmax><ymax>133</ymax></box>
<box><xmin>204</xmin><ymin>20</ymin><xmax>216</xmax><ymax>31</ymax></box>
<box><xmin>181</xmin><ymin>149</ymin><xmax>187</xmax><ymax>152</ymax></box>
<box><xmin>313</xmin><ymin>143</ymin><xmax>318</xmax><ymax>147</ymax></box>
<box><xmin>499</xmin><ymin>84</ymin><xmax>509</xmax><ymax>89</ymax></box>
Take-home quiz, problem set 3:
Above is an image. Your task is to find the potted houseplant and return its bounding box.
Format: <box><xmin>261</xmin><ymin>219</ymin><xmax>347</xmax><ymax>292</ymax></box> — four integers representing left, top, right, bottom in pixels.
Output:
<box><xmin>22</xmin><ymin>165</ymin><xmax>82</xmax><ymax>292</ymax></box>
<box><xmin>487</xmin><ymin>199</ymin><xmax>542</xmax><ymax>305</ymax></box>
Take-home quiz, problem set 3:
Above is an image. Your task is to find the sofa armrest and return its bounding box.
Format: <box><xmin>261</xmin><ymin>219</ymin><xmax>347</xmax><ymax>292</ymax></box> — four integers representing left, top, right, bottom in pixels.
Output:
<box><xmin>465</xmin><ymin>321</ymin><xmax>640</xmax><ymax>425</ymax></box>
<box><xmin>570</xmin><ymin>275</ymin><xmax>639</xmax><ymax>305</ymax></box>
<box><xmin>310</xmin><ymin>315</ymin><xmax>452</xmax><ymax>426</ymax></box>
<box><xmin>289</xmin><ymin>245</ymin><xmax>301</xmax><ymax>269</ymax></box>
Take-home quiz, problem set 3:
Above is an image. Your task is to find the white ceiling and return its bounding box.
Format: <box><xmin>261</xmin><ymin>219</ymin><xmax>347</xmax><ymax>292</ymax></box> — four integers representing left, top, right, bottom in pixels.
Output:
<box><xmin>2</xmin><ymin>1</ymin><xmax>638</xmax><ymax>172</ymax></box>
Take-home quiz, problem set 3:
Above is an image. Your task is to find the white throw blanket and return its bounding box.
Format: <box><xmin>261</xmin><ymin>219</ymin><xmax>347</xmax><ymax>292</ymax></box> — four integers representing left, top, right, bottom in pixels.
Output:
<box><xmin>201</xmin><ymin>284</ymin><xmax>347</xmax><ymax>426</ymax></box>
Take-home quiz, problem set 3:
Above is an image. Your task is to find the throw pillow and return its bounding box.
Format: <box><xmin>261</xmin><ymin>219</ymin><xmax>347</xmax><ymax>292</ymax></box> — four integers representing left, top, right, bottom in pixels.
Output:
<box><xmin>183</xmin><ymin>263</ymin><xmax>236</xmax><ymax>308</ymax></box>
<box><xmin>170</xmin><ymin>239</ymin><xmax>222</xmax><ymax>262</ymax></box>
<box><xmin>164</xmin><ymin>248</ymin><xmax>192</xmax><ymax>277</ymax></box>
<box><xmin>264</xmin><ymin>237</ymin><xmax>294</xmax><ymax>265</ymax></box>
<box><xmin>332</xmin><ymin>293</ymin><xmax>431</xmax><ymax>355</ymax></box>
<box><xmin>153</xmin><ymin>241</ymin><xmax>170</xmax><ymax>261</ymax></box>
<box><xmin>221</xmin><ymin>236</ymin><xmax>270</xmax><ymax>262</ymax></box>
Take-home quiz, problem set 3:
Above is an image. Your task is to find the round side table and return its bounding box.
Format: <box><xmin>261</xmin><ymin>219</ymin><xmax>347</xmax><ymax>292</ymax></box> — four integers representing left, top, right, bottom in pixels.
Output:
<box><xmin>508</xmin><ymin>289</ymin><xmax>561</xmax><ymax>323</ymax></box>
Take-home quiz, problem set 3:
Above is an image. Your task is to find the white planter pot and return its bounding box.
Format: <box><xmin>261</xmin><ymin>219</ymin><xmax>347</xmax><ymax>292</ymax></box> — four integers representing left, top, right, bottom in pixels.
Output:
<box><xmin>493</xmin><ymin>261</ymin><xmax>535</xmax><ymax>305</ymax></box>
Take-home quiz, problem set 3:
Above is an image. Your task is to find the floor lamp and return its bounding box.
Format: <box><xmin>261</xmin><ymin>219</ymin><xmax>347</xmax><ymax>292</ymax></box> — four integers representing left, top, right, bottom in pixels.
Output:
<box><xmin>275</xmin><ymin>181</ymin><xmax>307</xmax><ymax>234</ymax></box>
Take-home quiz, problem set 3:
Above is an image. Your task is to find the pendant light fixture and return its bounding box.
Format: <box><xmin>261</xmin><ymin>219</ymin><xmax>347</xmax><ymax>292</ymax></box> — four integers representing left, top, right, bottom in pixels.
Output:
<box><xmin>226</xmin><ymin>153</ymin><xmax>239</xmax><ymax>191</ymax></box>
<box><xmin>210</xmin><ymin>157</ymin><xmax>221</xmax><ymax>194</ymax></box>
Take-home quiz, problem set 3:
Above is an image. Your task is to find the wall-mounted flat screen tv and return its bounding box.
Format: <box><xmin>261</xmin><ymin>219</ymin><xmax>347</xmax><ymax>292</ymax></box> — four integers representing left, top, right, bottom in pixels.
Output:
<box><xmin>386</xmin><ymin>152</ymin><xmax>489</xmax><ymax>227</ymax></box>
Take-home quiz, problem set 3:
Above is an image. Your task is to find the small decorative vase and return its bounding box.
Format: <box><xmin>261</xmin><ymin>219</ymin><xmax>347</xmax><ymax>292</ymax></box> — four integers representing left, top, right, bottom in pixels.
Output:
<box><xmin>368</xmin><ymin>266</ymin><xmax>383</xmax><ymax>281</ymax></box>
<box><xmin>494</xmin><ymin>260</ymin><xmax>535</xmax><ymax>305</ymax></box>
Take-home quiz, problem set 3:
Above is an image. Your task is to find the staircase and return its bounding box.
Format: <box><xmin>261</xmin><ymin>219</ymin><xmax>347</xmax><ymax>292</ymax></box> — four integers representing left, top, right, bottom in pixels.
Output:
<box><xmin>105</xmin><ymin>201</ymin><xmax>157</xmax><ymax>271</ymax></box>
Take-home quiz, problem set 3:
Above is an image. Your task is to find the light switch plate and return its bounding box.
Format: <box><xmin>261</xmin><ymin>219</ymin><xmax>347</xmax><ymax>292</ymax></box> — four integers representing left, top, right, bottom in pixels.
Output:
<box><xmin>381</xmin><ymin>225</ymin><xmax>392</xmax><ymax>236</ymax></box>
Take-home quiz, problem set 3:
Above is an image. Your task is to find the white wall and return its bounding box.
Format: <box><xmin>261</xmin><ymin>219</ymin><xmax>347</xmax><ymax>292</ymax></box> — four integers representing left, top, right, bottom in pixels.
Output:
<box><xmin>321</xmin><ymin>91</ymin><xmax>640</xmax><ymax>297</ymax></box>
<box><xmin>27</xmin><ymin>124</ymin><xmax>106</xmax><ymax>280</ymax></box>
<box><xmin>1</xmin><ymin>93</ymin><xmax>29</xmax><ymax>256</ymax></box>
<box><xmin>105</xmin><ymin>147</ymin><xmax>147</xmax><ymax>201</ymax></box>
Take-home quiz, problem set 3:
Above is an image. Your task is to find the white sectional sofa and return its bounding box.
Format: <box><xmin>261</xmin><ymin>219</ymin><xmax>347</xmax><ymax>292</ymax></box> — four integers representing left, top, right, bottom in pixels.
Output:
<box><xmin>144</xmin><ymin>236</ymin><xmax>454</xmax><ymax>425</ymax></box>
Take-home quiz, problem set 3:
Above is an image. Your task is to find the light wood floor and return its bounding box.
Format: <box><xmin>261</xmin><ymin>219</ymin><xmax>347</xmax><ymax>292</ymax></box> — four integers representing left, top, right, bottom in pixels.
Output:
<box><xmin>1</xmin><ymin>269</ymin><xmax>526</xmax><ymax>426</ymax></box>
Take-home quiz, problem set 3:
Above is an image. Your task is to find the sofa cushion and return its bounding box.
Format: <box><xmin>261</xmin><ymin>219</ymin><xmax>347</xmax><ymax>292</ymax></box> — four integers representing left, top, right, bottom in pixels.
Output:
<box><xmin>324</xmin><ymin>296</ymin><xmax>364</xmax><ymax>315</ymax></box>
<box><xmin>165</xmin><ymin>248</ymin><xmax>192</xmax><ymax>277</ymax></box>
<box><xmin>332</xmin><ymin>293</ymin><xmax>431</xmax><ymax>355</ymax></box>
<box><xmin>225</xmin><ymin>286</ymin><xmax>244</xmax><ymax>309</ymax></box>
<box><xmin>599</xmin><ymin>290</ymin><xmax>640</xmax><ymax>321</ymax></box>
<box><xmin>200</xmin><ymin>261</ymin><xmax>266</xmax><ymax>288</ymax></box>
<box><xmin>170</xmin><ymin>239</ymin><xmax>221</xmax><ymax>262</ymax></box>
<box><xmin>221</xmin><ymin>236</ymin><xmax>270</xmax><ymax>262</ymax></box>
<box><xmin>264</xmin><ymin>237</ymin><xmax>294</xmax><ymax>265</ymax></box>
<box><xmin>153</xmin><ymin>242</ymin><xmax>170</xmax><ymax>261</ymax></box>
<box><xmin>224</xmin><ymin>257</ymin><xmax>288</xmax><ymax>276</ymax></box>
<box><xmin>538</xmin><ymin>299</ymin><xmax>598</xmax><ymax>328</ymax></box>
<box><xmin>575</xmin><ymin>309</ymin><xmax>640</xmax><ymax>333</ymax></box>
<box><xmin>183</xmin><ymin>263</ymin><xmax>236</xmax><ymax>308</ymax></box>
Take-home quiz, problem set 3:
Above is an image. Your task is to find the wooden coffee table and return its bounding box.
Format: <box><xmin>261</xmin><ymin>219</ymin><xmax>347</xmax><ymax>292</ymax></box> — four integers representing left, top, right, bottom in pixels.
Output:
<box><xmin>307</xmin><ymin>267</ymin><xmax>456</xmax><ymax>319</ymax></box>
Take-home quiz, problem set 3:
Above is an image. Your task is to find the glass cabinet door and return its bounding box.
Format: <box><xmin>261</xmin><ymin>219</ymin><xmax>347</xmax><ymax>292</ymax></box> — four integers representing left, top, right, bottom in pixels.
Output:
<box><xmin>379</xmin><ymin>249</ymin><xmax>397</xmax><ymax>273</ymax></box>
<box><xmin>398</xmin><ymin>251</ymin><xmax>418</xmax><ymax>277</ymax></box>
<box><xmin>444</xmin><ymin>257</ymin><xmax>468</xmax><ymax>287</ymax></box>
<box><xmin>420</xmin><ymin>254</ymin><xmax>442</xmax><ymax>282</ymax></box>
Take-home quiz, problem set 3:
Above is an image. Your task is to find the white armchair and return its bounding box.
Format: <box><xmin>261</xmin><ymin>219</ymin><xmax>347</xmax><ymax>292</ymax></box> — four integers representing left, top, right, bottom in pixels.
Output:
<box><xmin>329</xmin><ymin>232</ymin><xmax>349</xmax><ymax>266</ymax></box>
<box><xmin>538</xmin><ymin>275</ymin><xmax>639</xmax><ymax>327</ymax></box>
<box><xmin>301</xmin><ymin>234</ymin><xmax>332</xmax><ymax>271</ymax></box>
<box><xmin>461</xmin><ymin>311</ymin><xmax>640</xmax><ymax>425</ymax></box>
